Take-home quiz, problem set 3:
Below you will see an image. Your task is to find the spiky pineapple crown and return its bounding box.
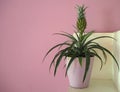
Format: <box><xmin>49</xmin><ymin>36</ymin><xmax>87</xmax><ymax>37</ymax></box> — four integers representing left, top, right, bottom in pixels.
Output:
<box><xmin>76</xmin><ymin>5</ymin><xmax>87</xmax><ymax>35</ymax></box>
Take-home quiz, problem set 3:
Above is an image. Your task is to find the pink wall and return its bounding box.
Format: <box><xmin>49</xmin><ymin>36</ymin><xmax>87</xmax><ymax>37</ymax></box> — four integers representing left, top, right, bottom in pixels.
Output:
<box><xmin>0</xmin><ymin>0</ymin><xmax>120</xmax><ymax>92</ymax></box>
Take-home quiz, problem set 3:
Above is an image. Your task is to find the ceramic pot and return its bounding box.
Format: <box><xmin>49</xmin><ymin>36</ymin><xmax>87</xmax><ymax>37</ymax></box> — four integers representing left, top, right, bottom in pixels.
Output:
<box><xmin>66</xmin><ymin>57</ymin><xmax>94</xmax><ymax>89</ymax></box>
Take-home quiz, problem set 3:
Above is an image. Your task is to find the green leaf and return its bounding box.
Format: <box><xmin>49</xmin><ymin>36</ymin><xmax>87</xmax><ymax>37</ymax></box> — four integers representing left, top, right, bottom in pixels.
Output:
<box><xmin>58</xmin><ymin>41</ymin><xmax>70</xmax><ymax>50</ymax></box>
<box><xmin>43</xmin><ymin>42</ymin><xmax>70</xmax><ymax>62</ymax></box>
<box><xmin>89</xmin><ymin>52</ymin><xmax>103</xmax><ymax>70</ymax></box>
<box><xmin>53</xmin><ymin>48</ymin><xmax>70</xmax><ymax>75</ymax></box>
<box><xmin>81</xmin><ymin>31</ymin><xmax>94</xmax><ymax>45</ymax></box>
<box><xmin>54</xmin><ymin>32</ymin><xmax>77</xmax><ymax>42</ymax></box>
<box><xmin>98</xmin><ymin>46</ymin><xmax>119</xmax><ymax>70</ymax></box>
<box><xmin>84</xmin><ymin>36</ymin><xmax>116</xmax><ymax>47</ymax></box>
<box><xmin>54</xmin><ymin>51</ymin><xmax>64</xmax><ymax>76</ymax></box>
<box><xmin>78</xmin><ymin>57</ymin><xmax>82</xmax><ymax>66</ymax></box>
<box><xmin>74</xmin><ymin>31</ymin><xmax>81</xmax><ymax>41</ymax></box>
<box><xmin>90</xmin><ymin>48</ymin><xmax>97</xmax><ymax>54</ymax></box>
<box><xmin>88</xmin><ymin>44</ymin><xmax>119</xmax><ymax>70</ymax></box>
<box><xmin>83</xmin><ymin>50</ymin><xmax>90</xmax><ymax>82</ymax></box>
<box><xmin>65</xmin><ymin>55</ymin><xmax>76</xmax><ymax>76</ymax></box>
<box><xmin>49</xmin><ymin>51</ymin><xmax>61</xmax><ymax>71</ymax></box>
<box><xmin>88</xmin><ymin>42</ymin><xmax>107</xmax><ymax>63</ymax></box>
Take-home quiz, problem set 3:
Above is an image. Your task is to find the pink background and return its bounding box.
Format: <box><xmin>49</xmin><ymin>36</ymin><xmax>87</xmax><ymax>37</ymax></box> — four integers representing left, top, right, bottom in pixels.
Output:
<box><xmin>0</xmin><ymin>0</ymin><xmax>120</xmax><ymax>92</ymax></box>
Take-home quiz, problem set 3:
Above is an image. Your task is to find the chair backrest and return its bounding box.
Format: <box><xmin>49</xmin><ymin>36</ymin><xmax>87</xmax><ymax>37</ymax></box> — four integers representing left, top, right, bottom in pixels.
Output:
<box><xmin>89</xmin><ymin>33</ymin><xmax>114</xmax><ymax>80</ymax></box>
<box><xmin>113</xmin><ymin>31</ymin><xmax>120</xmax><ymax>92</ymax></box>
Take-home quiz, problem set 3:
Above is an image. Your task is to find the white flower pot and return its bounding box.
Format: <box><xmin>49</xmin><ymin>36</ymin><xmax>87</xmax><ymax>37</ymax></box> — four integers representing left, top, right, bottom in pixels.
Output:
<box><xmin>66</xmin><ymin>57</ymin><xmax>94</xmax><ymax>88</ymax></box>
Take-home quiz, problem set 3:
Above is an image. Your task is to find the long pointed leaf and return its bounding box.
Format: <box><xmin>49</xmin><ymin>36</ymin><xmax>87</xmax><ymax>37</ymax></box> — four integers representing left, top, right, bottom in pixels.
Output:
<box><xmin>83</xmin><ymin>51</ymin><xmax>90</xmax><ymax>82</ymax></box>
<box><xmin>53</xmin><ymin>48</ymin><xmax>70</xmax><ymax>75</ymax></box>
<box><xmin>84</xmin><ymin>36</ymin><xmax>116</xmax><ymax>47</ymax></box>
<box><xmin>89</xmin><ymin>42</ymin><xmax>107</xmax><ymax>63</ymax></box>
<box><xmin>65</xmin><ymin>56</ymin><xmax>76</xmax><ymax>76</ymax></box>
<box><xmin>49</xmin><ymin>51</ymin><xmax>61</xmax><ymax>71</ymax></box>
<box><xmin>54</xmin><ymin>32</ymin><xmax>77</xmax><ymax>42</ymax></box>
<box><xmin>98</xmin><ymin>46</ymin><xmax>119</xmax><ymax>70</ymax></box>
<box><xmin>88</xmin><ymin>45</ymin><xmax>119</xmax><ymax>70</ymax></box>
<box><xmin>89</xmin><ymin>52</ymin><xmax>104</xmax><ymax>70</ymax></box>
<box><xmin>43</xmin><ymin>42</ymin><xmax>70</xmax><ymax>62</ymax></box>
<box><xmin>81</xmin><ymin>31</ymin><xmax>94</xmax><ymax>45</ymax></box>
<box><xmin>54</xmin><ymin>52</ymin><xmax>64</xmax><ymax>76</ymax></box>
<box><xmin>78</xmin><ymin>57</ymin><xmax>82</xmax><ymax>66</ymax></box>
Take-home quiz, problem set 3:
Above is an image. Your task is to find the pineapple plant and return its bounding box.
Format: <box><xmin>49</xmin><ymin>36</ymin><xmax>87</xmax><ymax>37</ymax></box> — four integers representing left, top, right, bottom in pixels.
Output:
<box><xmin>43</xmin><ymin>5</ymin><xmax>119</xmax><ymax>87</ymax></box>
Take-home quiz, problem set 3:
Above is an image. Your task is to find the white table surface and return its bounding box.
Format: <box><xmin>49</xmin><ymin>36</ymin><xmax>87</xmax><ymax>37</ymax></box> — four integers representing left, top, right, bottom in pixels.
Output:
<box><xmin>68</xmin><ymin>79</ymin><xmax>118</xmax><ymax>92</ymax></box>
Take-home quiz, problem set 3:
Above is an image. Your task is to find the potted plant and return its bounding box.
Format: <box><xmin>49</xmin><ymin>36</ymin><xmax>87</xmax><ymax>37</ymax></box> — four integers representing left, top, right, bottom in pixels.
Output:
<box><xmin>43</xmin><ymin>5</ymin><xmax>119</xmax><ymax>88</ymax></box>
